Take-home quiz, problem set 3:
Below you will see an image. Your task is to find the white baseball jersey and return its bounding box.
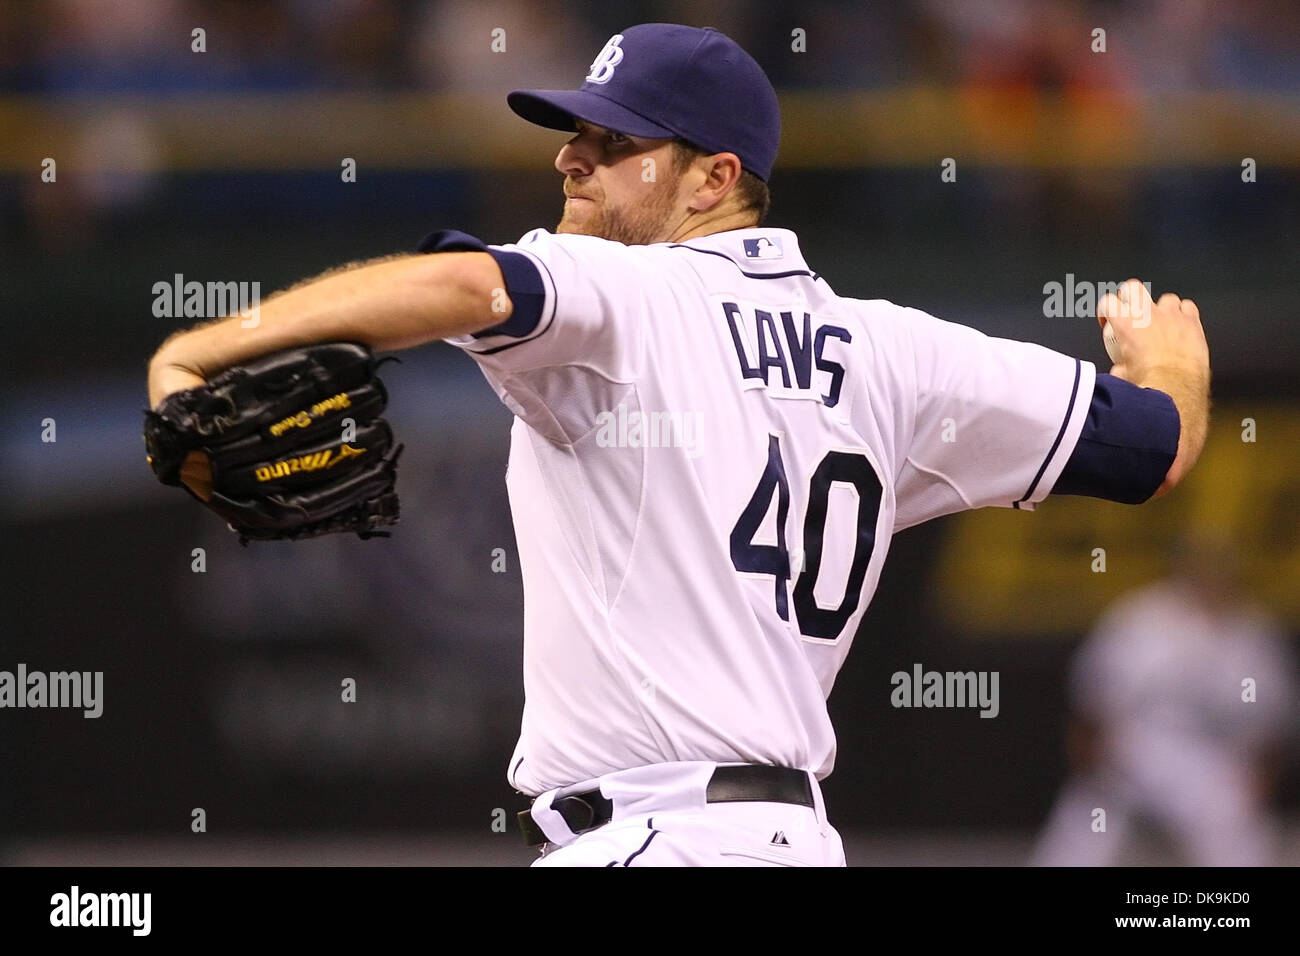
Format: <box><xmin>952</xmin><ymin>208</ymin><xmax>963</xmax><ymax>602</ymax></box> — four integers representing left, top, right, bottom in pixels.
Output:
<box><xmin>445</xmin><ymin>226</ymin><xmax>1096</xmax><ymax>796</ymax></box>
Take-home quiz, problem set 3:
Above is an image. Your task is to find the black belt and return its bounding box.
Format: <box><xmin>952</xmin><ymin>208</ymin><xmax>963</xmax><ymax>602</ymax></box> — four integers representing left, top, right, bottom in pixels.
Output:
<box><xmin>518</xmin><ymin>764</ymin><xmax>814</xmax><ymax>847</ymax></box>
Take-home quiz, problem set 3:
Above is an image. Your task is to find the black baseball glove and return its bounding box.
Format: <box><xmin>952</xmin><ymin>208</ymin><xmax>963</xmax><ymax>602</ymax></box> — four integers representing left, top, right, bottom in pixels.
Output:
<box><xmin>143</xmin><ymin>342</ymin><xmax>402</xmax><ymax>544</ymax></box>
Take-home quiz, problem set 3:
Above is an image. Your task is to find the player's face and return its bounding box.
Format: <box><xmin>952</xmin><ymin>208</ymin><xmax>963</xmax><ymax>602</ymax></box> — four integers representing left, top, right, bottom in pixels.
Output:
<box><xmin>554</xmin><ymin>120</ymin><xmax>689</xmax><ymax>245</ymax></box>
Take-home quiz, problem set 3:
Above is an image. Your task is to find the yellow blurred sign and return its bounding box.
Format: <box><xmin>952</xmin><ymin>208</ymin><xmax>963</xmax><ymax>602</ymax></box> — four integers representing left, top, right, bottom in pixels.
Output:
<box><xmin>933</xmin><ymin>404</ymin><xmax>1300</xmax><ymax>636</ymax></box>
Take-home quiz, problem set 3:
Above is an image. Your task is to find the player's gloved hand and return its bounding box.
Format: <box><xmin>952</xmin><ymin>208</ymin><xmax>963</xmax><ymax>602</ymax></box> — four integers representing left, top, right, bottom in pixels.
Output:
<box><xmin>143</xmin><ymin>342</ymin><xmax>402</xmax><ymax>544</ymax></box>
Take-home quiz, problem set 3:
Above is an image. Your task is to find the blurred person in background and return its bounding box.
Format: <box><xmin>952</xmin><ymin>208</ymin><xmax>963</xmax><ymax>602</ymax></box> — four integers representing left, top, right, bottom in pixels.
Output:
<box><xmin>1033</xmin><ymin>533</ymin><xmax>1297</xmax><ymax>865</ymax></box>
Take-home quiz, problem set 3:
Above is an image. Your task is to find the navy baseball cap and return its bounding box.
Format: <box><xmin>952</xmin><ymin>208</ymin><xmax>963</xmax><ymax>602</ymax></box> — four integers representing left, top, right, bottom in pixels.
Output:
<box><xmin>508</xmin><ymin>23</ymin><xmax>781</xmax><ymax>182</ymax></box>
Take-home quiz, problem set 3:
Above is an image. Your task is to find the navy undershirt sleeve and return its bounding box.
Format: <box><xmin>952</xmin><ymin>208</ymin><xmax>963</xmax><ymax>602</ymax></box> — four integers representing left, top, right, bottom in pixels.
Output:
<box><xmin>1051</xmin><ymin>373</ymin><xmax>1180</xmax><ymax>504</ymax></box>
<box><xmin>414</xmin><ymin>228</ymin><xmax>546</xmax><ymax>339</ymax></box>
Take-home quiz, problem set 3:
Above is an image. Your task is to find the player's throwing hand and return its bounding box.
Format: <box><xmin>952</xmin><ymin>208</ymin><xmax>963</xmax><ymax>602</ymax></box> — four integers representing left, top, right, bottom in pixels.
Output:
<box><xmin>1097</xmin><ymin>278</ymin><xmax>1210</xmax><ymax>493</ymax></box>
<box><xmin>1097</xmin><ymin>278</ymin><xmax>1209</xmax><ymax>384</ymax></box>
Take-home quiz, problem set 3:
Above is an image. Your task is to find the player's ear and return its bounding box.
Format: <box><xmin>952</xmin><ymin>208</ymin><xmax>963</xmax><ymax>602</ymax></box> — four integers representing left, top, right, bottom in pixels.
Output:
<box><xmin>690</xmin><ymin>152</ymin><xmax>743</xmax><ymax>212</ymax></box>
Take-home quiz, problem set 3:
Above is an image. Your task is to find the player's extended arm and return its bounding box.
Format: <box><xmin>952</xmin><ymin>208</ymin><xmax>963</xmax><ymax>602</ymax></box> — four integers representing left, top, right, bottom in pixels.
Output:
<box><xmin>147</xmin><ymin>252</ymin><xmax>510</xmax><ymax>407</ymax></box>
<box><xmin>1097</xmin><ymin>279</ymin><xmax>1210</xmax><ymax>496</ymax></box>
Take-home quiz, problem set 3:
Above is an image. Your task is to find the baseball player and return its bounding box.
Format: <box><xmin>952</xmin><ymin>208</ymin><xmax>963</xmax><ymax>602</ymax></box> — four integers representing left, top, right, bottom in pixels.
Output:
<box><xmin>1034</xmin><ymin>535</ymin><xmax>1295</xmax><ymax>866</ymax></box>
<box><xmin>147</xmin><ymin>24</ymin><xmax>1210</xmax><ymax>866</ymax></box>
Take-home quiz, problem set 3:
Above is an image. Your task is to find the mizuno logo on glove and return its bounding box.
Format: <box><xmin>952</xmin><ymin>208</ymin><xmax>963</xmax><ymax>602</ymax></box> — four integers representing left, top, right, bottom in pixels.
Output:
<box><xmin>255</xmin><ymin>444</ymin><xmax>365</xmax><ymax>481</ymax></box>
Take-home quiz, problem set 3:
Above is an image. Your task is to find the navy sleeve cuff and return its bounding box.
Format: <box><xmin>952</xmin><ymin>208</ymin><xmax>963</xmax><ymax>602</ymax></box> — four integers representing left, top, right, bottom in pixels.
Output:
<box><xmin>415</xmin><ymin>228</ymin><xmax>488</xmax><ymax>254</ymax></box>
<box><xmin>475</xmin><ymin>250</ymin><xmax>545</xmax><ymax>339</ymax></box>
<box><xmin>414</xmin><ymin>229</ymin><xmax>546</xmax><ymax>339</ymax></box>
<box><xmin>1052</xmin><ymin>373</ymin><xmax>1179</xmax><ymax>504</ymax></box>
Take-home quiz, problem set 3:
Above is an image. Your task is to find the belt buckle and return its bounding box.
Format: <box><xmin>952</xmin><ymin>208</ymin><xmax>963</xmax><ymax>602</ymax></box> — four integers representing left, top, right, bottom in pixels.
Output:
<box><xmin>556</xmin><ymin>794</ymin><xmax>599</xmax><ymax>832</ymax></box>
<box><xmin>519</xmin><ymin>789</ymin><xmax>608</xmax><ymax>847</ymax></box>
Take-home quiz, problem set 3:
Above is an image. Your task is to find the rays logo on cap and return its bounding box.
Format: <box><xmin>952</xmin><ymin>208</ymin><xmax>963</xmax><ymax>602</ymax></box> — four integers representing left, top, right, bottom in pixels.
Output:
<box><xmin>743</xmin><ymin>236</ymin><xmax>783</xmax><ymax>260</ymax></box>
<box><xmin>586</xmin><ymin>34</ymin><xmax>625</xmax><ymax>84</ymax></box>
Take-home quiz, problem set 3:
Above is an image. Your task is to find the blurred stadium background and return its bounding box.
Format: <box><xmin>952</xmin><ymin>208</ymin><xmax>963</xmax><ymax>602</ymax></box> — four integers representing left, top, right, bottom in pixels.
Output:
<box><xmin>1</xmin><ymin>0</ymin><xmax>1297</xmax><ymax>866</ymax></box>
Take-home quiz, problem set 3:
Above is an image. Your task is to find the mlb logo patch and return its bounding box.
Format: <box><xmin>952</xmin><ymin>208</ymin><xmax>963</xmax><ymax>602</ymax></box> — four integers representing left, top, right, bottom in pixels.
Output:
<box><xmin>743</xmin><ymin>236</ymin><xmax>783</xmax><ymax>260</ymax></box>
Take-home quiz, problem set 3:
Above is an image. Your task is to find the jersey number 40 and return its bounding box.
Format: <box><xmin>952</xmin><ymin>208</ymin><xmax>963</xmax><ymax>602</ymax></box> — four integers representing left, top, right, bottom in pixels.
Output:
<box><xmin>730</xmin><ymin>434</ymin><xmax>882</xmax><ymax>643</ymax></box>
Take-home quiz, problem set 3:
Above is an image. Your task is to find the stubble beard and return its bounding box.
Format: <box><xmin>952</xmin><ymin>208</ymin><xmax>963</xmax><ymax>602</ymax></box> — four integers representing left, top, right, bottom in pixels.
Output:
<box><xmin>556</xmin><ymin>174</ymin><xmax>681</xmax><ymax>245</ymax></box>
